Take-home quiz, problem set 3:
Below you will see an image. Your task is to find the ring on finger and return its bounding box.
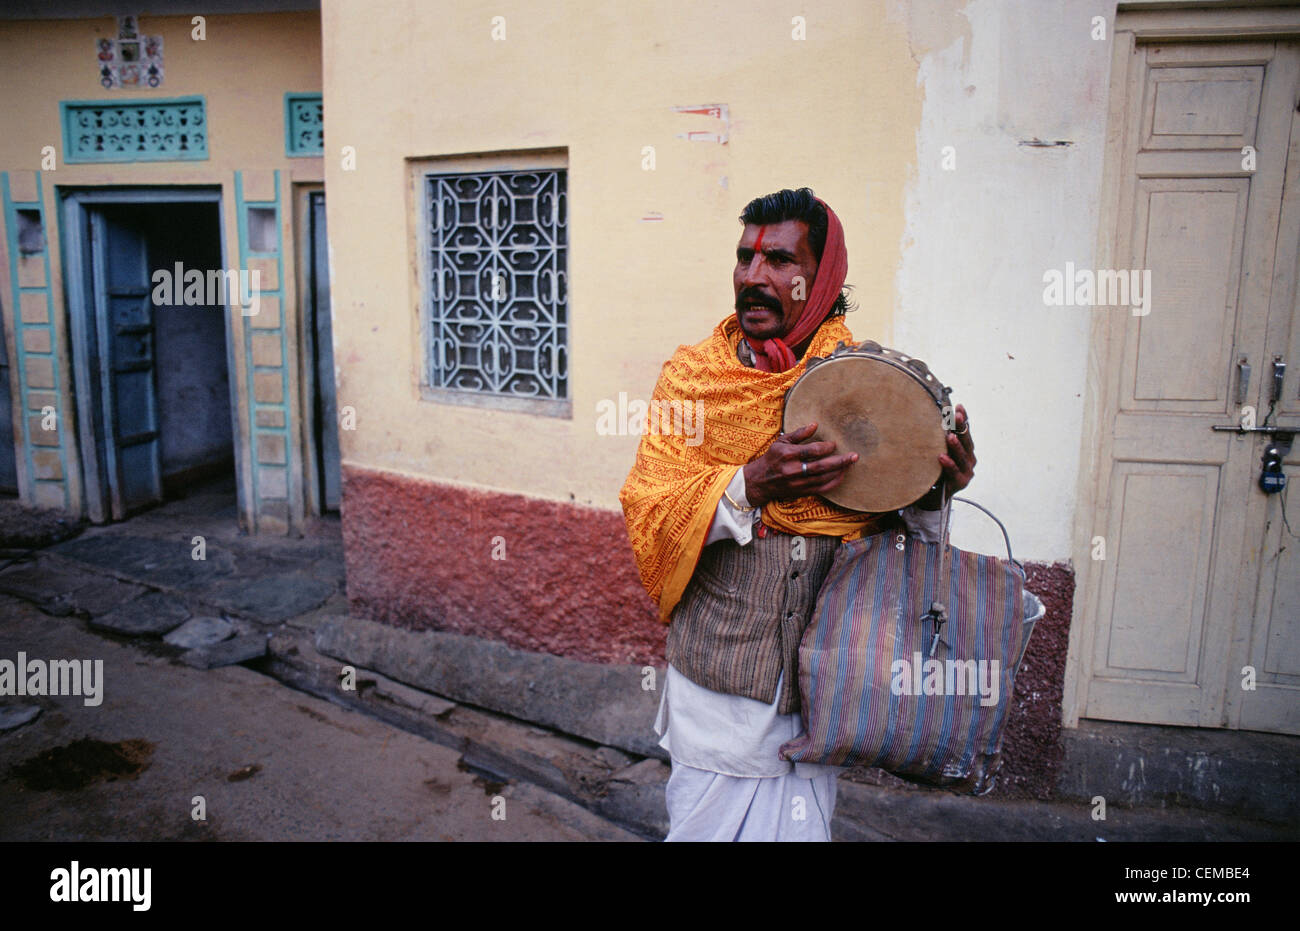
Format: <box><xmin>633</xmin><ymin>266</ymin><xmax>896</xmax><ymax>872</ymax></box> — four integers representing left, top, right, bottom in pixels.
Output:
<box><xmin>955</xmin><ymin>422</ymin><xmax>969</xmax><ymax>436</ymax></box>
<box><xmin>801</xmin><ymin>461</ymin><xmax>808</xmax><ymax>474</ymax></box>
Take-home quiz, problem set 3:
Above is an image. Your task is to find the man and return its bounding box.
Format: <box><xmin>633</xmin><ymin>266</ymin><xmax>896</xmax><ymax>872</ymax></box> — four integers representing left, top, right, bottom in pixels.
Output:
<box><xmin>619</xmin><ymin>188</ymin><xmax>976</xmax><ymax>841</ymax></box>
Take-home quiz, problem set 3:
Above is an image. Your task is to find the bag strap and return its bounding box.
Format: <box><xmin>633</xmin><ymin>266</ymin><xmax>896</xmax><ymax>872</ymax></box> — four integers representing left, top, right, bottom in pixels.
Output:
<box><xmin>952</xmin><ymin>495</ymin><xmax>1025</xmax><ymax>576</ymax></box>
<box><xmin>925</xmin><ymin>486</ymin><xmax>953</xmax><ymax>648</ymax></box>
<box><xmin>922</xmin><ymin>490</ymin><xmax>1024</xmax><ymax>656</ymax></box>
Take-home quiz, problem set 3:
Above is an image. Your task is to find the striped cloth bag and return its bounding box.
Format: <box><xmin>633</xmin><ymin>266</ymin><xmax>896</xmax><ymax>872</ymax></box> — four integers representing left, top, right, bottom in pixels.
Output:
<box><xmin>779</xmin><ymin>497</ymin><xmax>1034</xmax><ymax>795</ymax></box>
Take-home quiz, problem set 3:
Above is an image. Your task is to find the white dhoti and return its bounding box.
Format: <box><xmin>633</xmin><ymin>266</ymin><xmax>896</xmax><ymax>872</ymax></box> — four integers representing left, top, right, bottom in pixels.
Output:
<box><xmin>654</xmin><ymin>663</ymin><xmax>841</xmax><ymax>842</ymax></box>
<box><xmin>663</xmin><ymin>759</ymin><xmax>838</xmax><ymax>842</ymax></box>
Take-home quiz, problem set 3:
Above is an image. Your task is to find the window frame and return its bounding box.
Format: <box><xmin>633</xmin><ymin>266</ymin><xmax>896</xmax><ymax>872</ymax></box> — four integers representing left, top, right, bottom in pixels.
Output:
<box><xmin>410</xmin><ymin>149</ymin><xmax>571</xmax><ymax>419</ymax></box>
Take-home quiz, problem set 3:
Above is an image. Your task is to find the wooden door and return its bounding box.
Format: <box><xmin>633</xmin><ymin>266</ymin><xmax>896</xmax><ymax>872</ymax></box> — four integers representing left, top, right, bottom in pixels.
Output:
<box><xmin>1084</xmin><ymin>40</ymin><xmax>1300</xmax><ymax>734</ymax></box>
<box><xmin>90</xmin><ymin>207</ymin><xmax>163</xmax><ymax>518</ymax></box>
<box><xmin>309</xmin><ymin>191</ymin><xmax>340</xmax><ymax>511</ymax></box>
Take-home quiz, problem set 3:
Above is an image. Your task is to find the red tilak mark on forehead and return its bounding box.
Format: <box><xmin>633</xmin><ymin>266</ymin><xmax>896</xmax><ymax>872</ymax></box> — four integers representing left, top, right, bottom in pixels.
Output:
<box><xmin>753</xmin><ymin>225</ymin><xmax>766</xmax><ymax>253</ymax></box>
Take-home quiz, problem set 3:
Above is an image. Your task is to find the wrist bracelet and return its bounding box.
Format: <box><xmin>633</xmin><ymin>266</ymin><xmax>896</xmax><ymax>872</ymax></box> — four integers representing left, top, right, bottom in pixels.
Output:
<box><xmin>723</xmin><ymin>489</ymin><xmax>755</xmax><ymax>512</ymax></box>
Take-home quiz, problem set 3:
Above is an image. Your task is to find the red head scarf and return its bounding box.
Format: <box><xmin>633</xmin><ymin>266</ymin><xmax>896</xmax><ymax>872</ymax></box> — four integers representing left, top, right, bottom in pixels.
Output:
<box><xmin>741</xmin><ymin>197</ymin><xmax>848</xmax><ymax>373</ymax></box>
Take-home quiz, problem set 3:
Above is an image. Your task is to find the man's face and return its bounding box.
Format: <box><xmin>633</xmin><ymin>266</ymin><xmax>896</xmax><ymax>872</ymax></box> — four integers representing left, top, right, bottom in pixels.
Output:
<box><xmin>733</xmin><ymin>218</ymin><xmax>820</xmax><ymax>343</ymax></box>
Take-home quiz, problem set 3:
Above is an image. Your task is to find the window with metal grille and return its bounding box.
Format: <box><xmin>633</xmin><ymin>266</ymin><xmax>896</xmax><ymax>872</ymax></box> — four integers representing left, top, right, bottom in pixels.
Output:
<box><xmin>419</xmin><ymin>166</ymin><xmax>569</xmax><ymax>416</ymax></box>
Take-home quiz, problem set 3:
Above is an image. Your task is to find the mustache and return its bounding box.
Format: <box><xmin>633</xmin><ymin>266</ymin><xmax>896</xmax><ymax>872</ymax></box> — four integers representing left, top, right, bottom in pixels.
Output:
<box><xmin>735</xmin><ymin>287</ymin><xmax>782</xmax><ymax>312</ymax></box>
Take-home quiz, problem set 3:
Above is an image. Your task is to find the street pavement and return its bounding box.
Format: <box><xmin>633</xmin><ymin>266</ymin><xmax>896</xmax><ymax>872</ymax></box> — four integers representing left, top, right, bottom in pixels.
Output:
<box><xmin>0</xmin><ymin>592</ymin><xmax>638</xmax><ymax>841</ymax></box>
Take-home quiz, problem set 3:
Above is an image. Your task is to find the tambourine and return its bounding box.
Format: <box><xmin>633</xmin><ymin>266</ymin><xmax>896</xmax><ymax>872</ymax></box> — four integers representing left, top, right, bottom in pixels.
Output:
<box><xmin>782</xmin><ymin>340</ymin><xmax>952</xmax><ymax>512</ymax></box>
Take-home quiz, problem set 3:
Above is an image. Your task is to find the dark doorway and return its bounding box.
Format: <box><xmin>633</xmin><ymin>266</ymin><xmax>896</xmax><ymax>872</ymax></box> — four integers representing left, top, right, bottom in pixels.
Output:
<box><xmin>69</xmin><ymin>198</ymin><xmax>234</xmax><ymax>521</ymax></box>
<box><xmin>307</xmin><ymin>191</ymin><xmax>340</xmax><ymax>512</ymax></box>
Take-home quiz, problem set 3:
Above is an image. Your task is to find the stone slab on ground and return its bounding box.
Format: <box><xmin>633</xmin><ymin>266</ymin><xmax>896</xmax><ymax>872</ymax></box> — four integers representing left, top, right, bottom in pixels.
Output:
<box><xmin>91</xmin><ymin>591</ymin><xmax>191</xmax><ymax>636</ymax></box>
<box><xmin>181</xmin><ymin>633</ymin><xmax>269</xmax><ymax>669</ymax></box>
<box><xmin>368</xmin><ymin>673</ymin><xmax>457</xmax><ymax>717</ymax></box>
<box><xmin>202</xmin><ymin>573</ymin><xmax>335</xmax><ymax>623</ymax></box>
<box><xmin>164</xmin><ymin>616</ymin><xmax>234</xmax><ymax>649</ymax></box>
<box><xmin>53</xmin><ymin>533</ymin><xmax>237</xmax><ymax>589</ymax></box>
<box><xmin>314</xmin><ymin>614</ymin><xmax>665</xmax><ymax>759</ymax></box>
<box><xmin>0</xmin><ymin>705</ymin><xmax>41</xmax><ymax>731</ymax></box>
<box><xmin>595</xmin><ymin>746</ymin><xmax>635</xmax><ymax>771</ymax></box>
<box><xmin>70</xmin><ymin>579</ymin><xmax>149</xmax><ymax>618</ymax></box>
<box><xmin>0</xmin><ymin>560</ymin><xmax>89</xmax><ymax>614</ymax></box>
<box><xmin>54</xmin><ymin>533</ymin><xmax>337</xmax><ymax>624</ymax></box>
<box><xmin>0</xmin><ymin>560</ymin><xmax>148</xmax><ymax>620</ymax></box>
<box><xmin>604</xmin><ymin>758</ymin><xmax>671</xmax><ymax>837</ymax></box>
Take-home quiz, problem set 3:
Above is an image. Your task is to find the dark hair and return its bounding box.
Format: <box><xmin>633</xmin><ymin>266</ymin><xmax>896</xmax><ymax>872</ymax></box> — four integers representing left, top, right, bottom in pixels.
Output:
<box><xmin>739</xmin><ymin>187</ymin><xmax>854</xmax><ymax>317</ymax></box>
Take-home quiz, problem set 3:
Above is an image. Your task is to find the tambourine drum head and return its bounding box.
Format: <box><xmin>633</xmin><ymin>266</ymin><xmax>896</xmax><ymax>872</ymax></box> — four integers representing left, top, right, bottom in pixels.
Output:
<box><xmin>783</xmin><ymin>355</ymin><xmax>945</xmax><ymax>512</ymax></box>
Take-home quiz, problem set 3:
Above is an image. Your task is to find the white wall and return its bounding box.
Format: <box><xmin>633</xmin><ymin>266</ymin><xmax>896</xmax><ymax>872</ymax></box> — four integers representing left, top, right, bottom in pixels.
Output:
<box><xmin>892</xmin><ymin>0</ymin><xmax>1116</xmax><ymax>561</ymax></box>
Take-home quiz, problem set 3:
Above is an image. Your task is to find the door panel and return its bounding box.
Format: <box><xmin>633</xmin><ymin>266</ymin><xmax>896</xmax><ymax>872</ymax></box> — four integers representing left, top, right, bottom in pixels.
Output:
<box><xmin>1105</xmin><ymin>468</ymin><xmax>1215</xmax><ymax>676</ymax></box>
<box><xmin>1129</xmin><ymin>182</ymin><xmax>1248</xmax><ymax>407</ymax></box>
<box><xmin>90</xmin><ymin>208</ymin><xmax>162</xmax><ymax>518</ymax></box>
<box><xmin>1142</xmin><ymin>65</ymin><xmax>1263</xmax><ymax>149</ymax></box>
<box><xmin>310</xmin><ymin>191</ymin><xmax>340</xmax><ymax>511</ymax></box>
<box><xmin>1090</xmin><ymin>460</ymin><xmax>1239</xmax><ymax>727</ymax></box>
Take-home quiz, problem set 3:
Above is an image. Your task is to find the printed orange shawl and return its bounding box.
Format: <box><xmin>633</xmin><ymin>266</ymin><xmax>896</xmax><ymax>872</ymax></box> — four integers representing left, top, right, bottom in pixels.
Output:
<box><xmin>619</xmin><ymin>313</ymin><xmax>888</xmax><ymax>622</ymax></box>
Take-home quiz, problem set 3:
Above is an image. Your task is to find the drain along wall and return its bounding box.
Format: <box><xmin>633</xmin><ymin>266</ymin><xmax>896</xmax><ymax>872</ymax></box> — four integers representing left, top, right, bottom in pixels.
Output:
<box><xmin>0</xmin><ymin>11</ymin><xmax>323</xmax><ymax>532</ymax></box>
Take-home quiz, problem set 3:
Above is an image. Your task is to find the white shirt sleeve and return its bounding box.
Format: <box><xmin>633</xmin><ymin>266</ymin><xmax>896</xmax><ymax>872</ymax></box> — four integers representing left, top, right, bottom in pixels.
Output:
<box><xmin>704</xmin><ymin>467</ymin><xmax>757</xmax><ymax>546</ymax></box>
<box><xmin>706</xmin><ymin>475</ymin><xmax>948</xmax><ymax>547</ymax></box>
<box><xmin>900</xmin><ymin>503</ymin><xmax>948</xmax><ymax>544</ymax></box>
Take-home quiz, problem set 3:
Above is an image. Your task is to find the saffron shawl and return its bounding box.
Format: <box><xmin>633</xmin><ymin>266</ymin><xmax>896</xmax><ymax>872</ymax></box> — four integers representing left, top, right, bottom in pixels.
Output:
<box><xmin>619</xmin><ymin>314</ymin><xmax>888</xmax><ymax>621</ymax></box>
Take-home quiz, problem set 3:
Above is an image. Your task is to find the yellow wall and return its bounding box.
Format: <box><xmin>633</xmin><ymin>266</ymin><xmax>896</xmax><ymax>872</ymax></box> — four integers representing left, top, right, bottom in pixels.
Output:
<box><xmin>0</xmin><ymin>12</ymin><xmax>322</xmax><ymax>525</ymax></box>
<box><xmin>321</xmin><ymin>0</ymin><xmax>922</xmax><ymax>509</ymax></box>
<box><xmin>0</xmin><ymin>13</ymin><xmax>322</xmax><ymax>170</ymax></box>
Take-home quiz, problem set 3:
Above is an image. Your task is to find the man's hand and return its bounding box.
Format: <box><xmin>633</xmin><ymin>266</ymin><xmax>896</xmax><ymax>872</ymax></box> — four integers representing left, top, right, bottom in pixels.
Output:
<box><xmin>742</xmin><ymin>422</ymin><xmax>857</xmax><ymax>508</ymax></box>
<box><xmin>914</xmin><ymin>403</ymin><xmax>976</xmax><ymax>510</ymax></box>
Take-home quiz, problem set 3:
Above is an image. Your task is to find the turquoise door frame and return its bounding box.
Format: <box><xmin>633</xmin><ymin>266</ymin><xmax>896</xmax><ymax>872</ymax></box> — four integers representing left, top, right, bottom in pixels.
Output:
<box><xmin>59</xmin><ymin>187</ymin><xmax>241</xmax><ymax>523</ymax></box>
<box><xmin>0</xmin><ymin>307</ymin><xmax>16</xmax><ymax>493</ymax></box>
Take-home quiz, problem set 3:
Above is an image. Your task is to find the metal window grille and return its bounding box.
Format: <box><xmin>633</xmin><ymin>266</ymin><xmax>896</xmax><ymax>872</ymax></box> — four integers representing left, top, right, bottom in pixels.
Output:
<box><xmin>62</xmin><ymin>98</ymin><xmax>207</xmax><ymax>162</ymax></box>
<box><xmin>424</xmin><ymin>169</ymin><xmax>568</xmax><ymax>403</ymax></box>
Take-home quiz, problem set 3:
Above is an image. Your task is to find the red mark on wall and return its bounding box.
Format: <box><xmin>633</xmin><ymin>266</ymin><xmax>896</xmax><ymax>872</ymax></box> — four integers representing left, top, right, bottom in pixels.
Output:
<box><xmin>672</xmin><ymin>103</ymin><xmax>729</xmax><ymax>145</ymax></box>
<box><xmin>675</xmin><ymin>106</ymin><xmax>723</xmax><ymax>119</ymax></box>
